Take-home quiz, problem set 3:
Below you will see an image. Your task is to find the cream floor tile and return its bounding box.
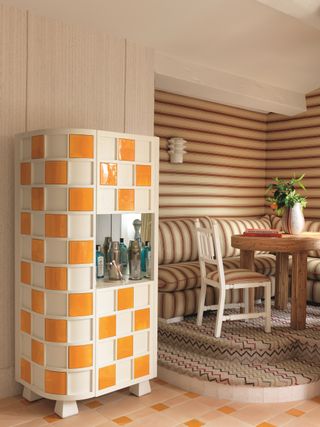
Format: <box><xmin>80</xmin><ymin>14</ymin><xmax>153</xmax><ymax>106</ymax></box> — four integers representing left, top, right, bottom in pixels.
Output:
<box><xmin>162</xmin><ymin>394</ymin><xmax>190</xmax><ymax>407</ymax></box>
<box><xmin>125</xmin><ymin>412</ymin><xmax>177</xmax><ymax>427</ymax></box>
<box><xmin>192</xmin><ymin>396</ymin><xmax>231</xmax><ymax>409</ymax></box>
<box><xmin>229</xmin><ymin>403</ymin><xmax>286</xmax><ymax>425</ymax></box>
<box><xmin>205</xmin><ymin>415</ymin><xmax>252</xmax><ymax>427</ymax></box>
<box><xmin>96</xmin><ymin>396</ymin><xmax>146</xmax><ymax>420</ymax></box>
<box><xmin>164</xmin><ymin>400</ymin><xmax>214</xmax><ymax>423</ymax></box>
<box><xmin>266</xmin><ymin>411</ymin><xmax>298</xmax><ymax>426</ymax></box>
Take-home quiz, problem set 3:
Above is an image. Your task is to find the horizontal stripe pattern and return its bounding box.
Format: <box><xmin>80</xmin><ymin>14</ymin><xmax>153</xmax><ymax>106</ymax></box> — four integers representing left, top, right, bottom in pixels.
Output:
<box><xmin>155</xmin><ymin>90</ymin><xmax>267</xmax><ymax>218</ymax></box>
<box><xmin>208</xmin><ymin>269</ymin><xmax>270</xmax><ymax>285</ymax></box>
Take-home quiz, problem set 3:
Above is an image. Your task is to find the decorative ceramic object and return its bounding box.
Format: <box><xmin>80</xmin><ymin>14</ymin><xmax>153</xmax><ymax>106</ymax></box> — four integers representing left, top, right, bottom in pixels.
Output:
<box><xmin>281</xmin><ymin>203</ymin><xmax>305</xmax><ymax>234</ymax></box>
<box><xmin>168</xmin><ymin>137</ymin><xmax>187</xmax><ymax>163</ymax></box>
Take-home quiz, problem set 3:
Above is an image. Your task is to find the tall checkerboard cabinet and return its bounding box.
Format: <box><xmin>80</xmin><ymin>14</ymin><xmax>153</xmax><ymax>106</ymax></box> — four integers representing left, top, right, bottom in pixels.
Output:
<box><xmin>15</xmin><ymin>129</ymin><xmax>159</xmax><ymax>418</ymax></box>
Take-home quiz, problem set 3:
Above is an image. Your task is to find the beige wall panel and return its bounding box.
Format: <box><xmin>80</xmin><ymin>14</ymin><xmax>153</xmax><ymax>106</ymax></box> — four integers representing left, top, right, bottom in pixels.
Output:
<box><xmin>160</xmin><ymin>207</ymin><xmax>266</xmax><ymax>218</ymax></box>
<box><xmin>267</xmin><ymin>126</ymin><xmax>320</xmax><ymax>141</ymax></box>
<box><xmin>125</xmin><ymin>41</ymin><xmax>154</xmax><ymax>135</ymax></box>
<box><xmin>160</xmin><ymin>196</ymin><xmax>265</xmax><ymax>207</ymax></box>
<box><xmin>0</xmin><ymin>4</ymin><xmax>27</xmax><ymax>397</ymax></box>
<box><xmin>268</xmin><ymin>106</ymin><xmax>320</xmax><ymax>122</ymax></box>
<box><xmin>160</xmin><ymin>162</ymin><xmax>265</xmax><ymax>178</ymax></box>
<box><xmin>267</xmin><ymin>146</ymin><xmax>320</xmax><ymax>160</ymax></box>
<box><xmin>160</xmin><ymin>185</ymin><xmax>265</xmax><ymax>197</ymax></box>
<box><xmin>266</xmin><ymin>137</ymin><xmax>320</xmax><ymax>150</ymax></box>
<box><xmin>159</xmin><ymin>173</ymin><xmax>265</xmax><ymax>188</ymax></box>
<box><xmin>268</xmin><ymin>116</ymin><xmax>320</xmax><ymax>131</ymax></box>
<box><xmin>307</xmin><ymin>95</ymin><xmax>320</xmax><ymax>107</ymax></box>
<box><xmin>27</xmin><ymin>14</ymin><xmax>126</xmax><ymax>131</ymax></box>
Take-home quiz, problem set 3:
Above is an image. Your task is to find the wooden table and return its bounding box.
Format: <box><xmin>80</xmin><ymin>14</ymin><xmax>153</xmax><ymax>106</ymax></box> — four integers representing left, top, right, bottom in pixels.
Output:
<box><xmin>231</xmin><ymin>233</ymin><xmax>320</xmax><ymax>330</ymax></box>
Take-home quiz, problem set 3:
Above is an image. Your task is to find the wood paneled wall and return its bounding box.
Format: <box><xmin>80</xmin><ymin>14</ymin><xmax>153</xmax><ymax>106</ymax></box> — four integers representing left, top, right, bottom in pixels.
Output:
<box><xmin>0</xmin><ymin>4</ymin><xmax>154</xmax><ymax>398</ymax></box>
<box><xmin>155</xmin><ymin>91</ymin><xmax>268</xmax><ymax>218</ymax></box>
<box><xmin>266</xmin><ymin>88</ymin><xmax>320</xmax><ymax>218</ymax></box>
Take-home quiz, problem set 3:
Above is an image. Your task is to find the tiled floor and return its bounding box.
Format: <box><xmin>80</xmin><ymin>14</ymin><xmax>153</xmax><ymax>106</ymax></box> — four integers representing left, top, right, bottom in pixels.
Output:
<box><xmin>2</xmin><ymin>379</ymin><xmax>320</xmax><ymax>426</ymax></box>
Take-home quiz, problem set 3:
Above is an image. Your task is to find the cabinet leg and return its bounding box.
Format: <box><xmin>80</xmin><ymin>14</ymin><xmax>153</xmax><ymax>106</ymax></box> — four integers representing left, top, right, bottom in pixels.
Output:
<box><xmin>22</xmin><ymin>387</ymin><xmax>42</xmax><ymax>402</ymax></box>
<box><xmin>54</xmin><ymin>400</ymin><xmax>78</xmax><ymax>418</ymax></box>
<box><xmin>130</xmin><ymin>380</ymin><xmax>151</xmax><ymax>397</ymax></box>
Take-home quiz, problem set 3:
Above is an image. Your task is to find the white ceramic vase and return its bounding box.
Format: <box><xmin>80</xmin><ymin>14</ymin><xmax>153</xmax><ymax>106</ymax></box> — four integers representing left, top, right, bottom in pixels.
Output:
<box><xmin>281</xmin><ymin>203</ymin><xmax>305</xmax><ymax>234</ymax></box>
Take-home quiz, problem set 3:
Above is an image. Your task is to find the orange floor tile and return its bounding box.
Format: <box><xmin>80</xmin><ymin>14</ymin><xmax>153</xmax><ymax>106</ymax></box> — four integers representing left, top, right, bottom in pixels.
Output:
<box><xmin>2</xmin><ymin>379</ymin><xmax>320</xmax><ymax>426</ymax></box>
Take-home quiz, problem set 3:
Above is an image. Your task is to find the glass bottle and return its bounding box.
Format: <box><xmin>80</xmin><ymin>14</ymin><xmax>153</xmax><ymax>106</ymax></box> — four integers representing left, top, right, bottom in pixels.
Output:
<box><xmin>119</xmin><ymin>238</ymin><xmax>128</xmax><ymax>275</ymax></box>
<box><xmin>96</xmin><ymin>245</ymin><xmax>105</xmax><ymax>279</ymax></box>
<box><xmin>128</xmin><ymin>240</ymin><xmax>141</xmax><ymax>280</ymax></box>
<box><xmin>103</xmin><ymin>237</ymin><xmax>112</xmax><ymax>278</ymax></box>
<box><xmin>145</xmin><ymin>241</ymin><xmax>151</xmax><ymax>278</ymax></box>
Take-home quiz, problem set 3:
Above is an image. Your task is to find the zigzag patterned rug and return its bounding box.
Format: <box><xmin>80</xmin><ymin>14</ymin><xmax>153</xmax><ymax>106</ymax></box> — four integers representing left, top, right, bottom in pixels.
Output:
<box><xmin>158</xmin><ymin>305</ymin><xmax>320</xmax><ymax>387</ymax></box>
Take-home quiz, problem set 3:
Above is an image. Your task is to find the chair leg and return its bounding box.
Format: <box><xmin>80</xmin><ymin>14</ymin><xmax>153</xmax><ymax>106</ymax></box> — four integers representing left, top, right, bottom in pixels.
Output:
<box><xmin>264</xmin><ymin>284</ymin><xmax>271</xmax><ymax>333</ymax></box>
<box><xmin>244</xmin><ymin>288</ymin><xmax>249</xmax><ymax>314</ymax></box>
<box><xmin>214</xmin><ymin>289</ymin><xmax>226</xmax><ymax>338</ymax></box>
<box><xmin>197</xmin><ymin>282</ymin><xmax>207</xmax><ymax>326</ymax></box>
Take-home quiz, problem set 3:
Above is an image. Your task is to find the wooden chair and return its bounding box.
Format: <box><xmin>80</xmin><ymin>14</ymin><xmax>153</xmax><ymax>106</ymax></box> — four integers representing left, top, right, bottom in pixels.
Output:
<box><xmin>194</xmin><ymin>218</ymin><xmax>271</xmax><ymax>337</ymax></box>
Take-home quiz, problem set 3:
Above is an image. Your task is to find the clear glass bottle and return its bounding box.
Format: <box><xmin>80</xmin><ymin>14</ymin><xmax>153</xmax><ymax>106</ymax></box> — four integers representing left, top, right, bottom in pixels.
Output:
<box><xmin>103</xmin><ymin>237</ymin><xmax>112</xmax><ymax>278</ymax></box>
<box><xmin>141</xmin><ymin>241</ymin><xmax>151</xmax><ymax>277</ymax></box>
<box><xmin>128</xmin><ymin>240</ymin><xmax>141</xmax><ymax>280</ymax></box>
<box><xmin>119</xmin><ymin>238</ymin><xmax>128</xmax><ymax>275</ymax></box>
<box><xmin>96</xmin><ymin>245</ymin><xmax>105</xmax><ymax>279</ymax></box>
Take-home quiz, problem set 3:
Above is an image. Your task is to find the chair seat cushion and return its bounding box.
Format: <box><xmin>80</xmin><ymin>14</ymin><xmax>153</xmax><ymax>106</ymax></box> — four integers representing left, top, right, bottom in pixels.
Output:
<box><xmin>223</xmin><ymin>254</ymin><xmax>276</xmax><ymax>276</ymax></box>
<box><xmin>207</xmin><ymin>269</ymin><xmax>270</xmax><ymax>285</ymax></box>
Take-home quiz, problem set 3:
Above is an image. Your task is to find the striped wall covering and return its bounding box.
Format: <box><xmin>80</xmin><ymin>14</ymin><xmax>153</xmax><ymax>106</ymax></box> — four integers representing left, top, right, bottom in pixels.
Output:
<box><xmin>266</xmin><ymin>88</ymin><xmax>320</xmax><ymax>218</ymax></box>
<box><xmin>155</xmin><ymin>90</ymin><xmax>268</xmax><ymax>218</ymax></box>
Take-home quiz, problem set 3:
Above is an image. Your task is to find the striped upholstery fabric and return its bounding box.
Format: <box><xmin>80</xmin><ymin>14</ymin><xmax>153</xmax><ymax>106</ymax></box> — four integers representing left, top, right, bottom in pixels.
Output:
<box><xmin>208</xmin><ymin>269</ymin><xmax>270</xmax><ymax>285</ymax></box>
<box><xmin>224</xmin><ymin>254</ymin><xmax>276</xmax><ymax>276</ymax></box>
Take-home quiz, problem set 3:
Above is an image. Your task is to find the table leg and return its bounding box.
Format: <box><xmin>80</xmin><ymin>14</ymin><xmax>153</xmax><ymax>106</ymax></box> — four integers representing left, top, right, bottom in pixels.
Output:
<box><xmin>275</xmin><ymin>252</ymin><xmax>289</xmax><ymax>310</ymax></box>
<box><xmin>291</xmin><ymin>252</ymin><xmax>307</xmax><ymax>330</ymax></box>
<box><xmin>240</xmin><ymin>250</ymin><xmax>255</xmax><ymax>312</ymax></box>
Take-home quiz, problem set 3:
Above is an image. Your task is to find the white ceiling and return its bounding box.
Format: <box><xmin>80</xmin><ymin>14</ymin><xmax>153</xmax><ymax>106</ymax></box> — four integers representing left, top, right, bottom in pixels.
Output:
<box><xmin>2</xmin><ymin>0</ymin><xmax>320</xmax><ymax>113</ymax></box>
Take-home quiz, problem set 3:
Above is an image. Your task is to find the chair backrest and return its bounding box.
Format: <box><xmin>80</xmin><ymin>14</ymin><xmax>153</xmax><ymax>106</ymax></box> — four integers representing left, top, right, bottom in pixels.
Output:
<box><xmin>194</xmin><ymin>218</ymin><xmax>225</xmax><ymax>289</ymax></box>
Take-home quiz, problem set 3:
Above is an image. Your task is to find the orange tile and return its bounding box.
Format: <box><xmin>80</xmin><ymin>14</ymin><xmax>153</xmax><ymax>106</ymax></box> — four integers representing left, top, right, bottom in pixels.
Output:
<box><xmin>184</xmin><ymin>420</ymin><xmax>204</xmax><ymax>427</ymax></box>
<box><xmin>31</xmin><ymin>187</ymin><xmax>44</xmax><ymax>211</ymax></box>
<box><xmin>45</xmin><ymin>370</ymin><xmax>66</xmax><ymax>395</ymax></box>
<box><xmin>43</xmin><ymin>414</ymin><xmax>61</xmax><ymax>423</ymax></box>
<box><xmin>286</xmin><ymin>409</ymin><xmax>305</xmax><ymax>417</ymax></box>
<box><xmin>69</xmin><ymin>188</ymin><xmax>93</xmax><ymax>211</ymax></box>
<box><xmin>45</xmin><ymin>214</ymin><xmax>67</xmax><ymax>237</ymax></box>
<box><xmin>32</xmin><ymin>239</ymin><xmax>44</xmax><ymax>262</ymax></box>
<box><xmin>134</xmin><ymin>354</ymin><xmax>149</xmax><ymax>378</ymax></box>
<box><xmin>100</xmin><ymin>163</ymin><xmax>117</xmax><ymax>186</ymax></box>
<box><xmin>21</xmin><ymin>359</ymin><xmax>31</xmax><ymax>383</ymax></box>
<box><xmin>184</xmin><ymin>392</ymin><xmax>200</xmax><ymax>399</ymax></box>
<box><xmin>217</xmin><ymin>406</ymin><xmax>236</xmax><ymax>414</ymax></box>
<box><xmin>85</xmin><ymin>400</ymin><xmax>103</xmax><ymax>409</ymax></box>
<box><xmin>113</xmin><ymin>416</ymin><xmax>133</xmax><ymax>425</ymax></box>
<box><xmin>21</xmin><ymin>262</ymin><xmax>31</xmax><ymax>285</ymax></box>
<box><xmin>69</xmin><ymin>134</ymin><xmax>94</xmax><ymax>158</ymax></box>
<box><xmin>21</xmin><ymin>310</ymin><xmax>31</xmax><ymax>334</ymax></box>
<box><xmin>136</xmin><ymin>165</ymin><xmax>151</xmax><ymax>186</ymax></box>
<box><xmin>117</xmin><ymin>138</ymin><xmax>135</xmax><ymax>161</ymax></box>
<box><xmin>31</xmin><ymin>135</ymin><xmax>44</xmax><ymax>159</ymax></box>
<box><xmin>256</xmin><ymin>423</ymin><xmax>276</xmax><ymax>427</ymax></box>
<box><xmin>99</xmin><ymin>315</ymin><xmax>116</xmax><ymax>339</ymax></box>
<box><xmin>21</xmin><ymin>212</ymin><xmax>31</xmax><ymax>235</ymax></box>
<box><xmin>69</xmin><ymin>293</ymin><xmax>93</xmax><ymax>316</ymax></box>
<box><xmin>69</xmin><ymin>240</ymin><xmax>93</xmax><ymax>264</ymax></box>
<box><xmin>99</xmin><ymin>365</ymin><xmax>116</xmax><ymax>390</ymax></box>
<box><xmin>117</xmin><ymin>335</ymin><xmax>133</xmax><ymax>360</ymax></box>
<box><xmin>45</xmin><ymin>161</ymin><xmax>67</xmax><ymax>184</ymax></box>
<box><xmin>118</xmin><ymin>189</ymin><xmax>134</xmax><ymax>211</ymax></box>
<box><xmin>118</xmin><ymin>287</ymin><xmax>134</xmax><ymax>310</ymax></box>
<box><xmin>21</xmin><ymin>163</ymin><xmax>31</xmax><ymax>185</ymax></box>
<box><xmin>45</xmin><ymin>319</ymin><xmax>67</xmax><ymax>343</ymax></box>
<box><xmin>31</xmin><ymin>339</ymin><xmax>44</xmax><ymax>365</ymax></box>
<box><xmin>68</xmin><ymin>344</ymin><xmax>93</xmax><ymax>368</ymax></box>
<box><xmin>45</xmin><ymin>267</ymin><xmax>67</xmax><ymax>290</ymax></box>
<box><xmin>32</xmin><ymin>289</ymin><xmax>44</xmax><ymax>314</ymax></box>
<box><xmin>151</xmin><ymin>403</ymin><xmax>169</xmax><ymax>412</ymax></box>
<box><xmin>134</xmin><ymin>308</ymin><xmax>150</xmax><ymax>331</ymax></box>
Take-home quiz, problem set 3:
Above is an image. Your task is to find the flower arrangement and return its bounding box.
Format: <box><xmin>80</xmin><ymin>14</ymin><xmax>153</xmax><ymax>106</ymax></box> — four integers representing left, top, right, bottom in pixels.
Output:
<box><xmin>265</xmin><ymin>175</ymin><xmax>307</xmax><ymax>216</ymax></box>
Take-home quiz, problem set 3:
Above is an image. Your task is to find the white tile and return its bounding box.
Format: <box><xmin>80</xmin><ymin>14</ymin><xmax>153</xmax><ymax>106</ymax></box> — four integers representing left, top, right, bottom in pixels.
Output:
<box><xmin>21</xmin><ymin>236</ymin><xmax>31</xmax><ymax>260</ymax></box>
<box><xmin>21</xmin><ymin>188</ymin><xmax>31</xmax><ymax>210</ymax></box>
<box><xmin>32</xmin><ymin>213</ymin><xmax>44</xmax><ymax>237</ymax></box>
<box><xmin>32</xmin><ymin>263</ymin><xmax>44</xmax><ymax>288</ymax></box>
<box><xmin>46</xmin><ymin>134</ymin><xmax>68</xmax><ymax>158</ymax></box>
<box><xmin>21</xmin><ymin>138</ymin><xmax>31</xmax><ymax>161</ymax></box>
<box><xmin>133</xmin><ymin>331</ymin><xmax>149</xmax><ymax>356</ymax></box>
<box><xmin>69</xmin><ymin>161</ymin><xmax>93</xmax><ymax>185</ymax></box>
<box><xmin>45</xmin><ymin>344</ymin><xmax>67</xmax><ymax>369</ymax></box>
<box><xmin>98</xmin><ymin>136</ymin><xmax>116</xmax><ymax>161</ymax></box>
<box><xmin>68</xmin><ymin>371</ymin><xmax>92</xmax><ymax>395</ymax></box>
<box><xmin>135</xmin><ymin>189</ymin><xmax>150</xmax><ymax>212</ymax></box>
<box><xmin>46</xmin><ymin>292</ymin><xmax>67</xmax><ymax>316</ymax></box>
<box><xmin>20</xmin><ymin>285</ymin><xmax>31</xmax><ymax>310</ymax></box>
<box><xmin>32</xmin><ymin>162</ymin><xmax>44</xmax><ymax>184</ymax></box>
<box><xmin>96</xmin><ymin>289</ymin><xmax>115</xmax><ymax>315</ymax></box>
<box><xmin>97</xmin><ymin>188</ymin><xmax>116</xmax><ymax>213</ymax></box>
<box><xmin>116</xmin><ymin>311</ymin><xmax>132</xmax><ymax>337</ymax></box>
<box><xmin>32</xmin><ymin>365</ymin><xmax>44</xmax><ymax>391</ymax></box>
<box><xmin>118</xmin><ymin>164</ymin><xmax>134</xmax><ymax>187</ymax></box>
<box><xmin>45</xmin><ymin>240</ymin><xmax>67</xmax><ymax>264</ymax></box>
<box><xmin>134</xmin><ymin>284</ymin><xmax>149</xmax><ymax>308</ymax></box>
<box><xmin>45</xmin><ymin>188</ymin><xmax>67</xmax><ymax>211</ymax></box>
<box><xmin>68</xmin><ymin>267</ymin><xmax>93</xmax><ymax>291</ymax></box>
<box><xmin>68</xmin><ymin>319</ymin><xmax>92</xmax><ymax>343</ymax></box>
<box><xmin>21</xmin><ymin>334</ymin><xmax>31</xmax><ymax>359</ymax></box>
<box><xmin>32</xmin><ymin>314</ymin><xmax>44</xmax><ymax>340</ymax></box>
<box><xmin>116</xmin><ymin>359</ymin><xmax>132</xmax><ymax>385</ymax></box>
<box><xmin>69</xmin><ymin>215</ymin><xmax>93</xmax><ymax>239</ymax></box>
<box><xmin>135</xmin><ymin>139</ymin><xmax>151</xmax><ymax>162</ymax></box>
<box><xmin>97</xmin><ymin>340</ymin><xmax>115</xmax><ymax>365</ymax></box>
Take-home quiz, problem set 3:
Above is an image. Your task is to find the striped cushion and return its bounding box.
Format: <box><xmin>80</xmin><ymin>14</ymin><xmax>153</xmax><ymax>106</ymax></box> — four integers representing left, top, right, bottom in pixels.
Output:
<box><xmin>208</xmin><ymin>269</ymin><xmax>270</xmax><ymax>285</ymax></box>
<box><xmin>224</xmin><ymin>254</ymin><xmax>276</xmax><ymax>276</ymax></box>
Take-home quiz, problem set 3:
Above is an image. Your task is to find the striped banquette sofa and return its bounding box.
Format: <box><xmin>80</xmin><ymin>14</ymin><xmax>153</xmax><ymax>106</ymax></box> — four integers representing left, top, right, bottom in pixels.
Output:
<box><xmin>158</xmin><ymin>215</ymin><xmax>320</xmax><ymax>321</ymax></box>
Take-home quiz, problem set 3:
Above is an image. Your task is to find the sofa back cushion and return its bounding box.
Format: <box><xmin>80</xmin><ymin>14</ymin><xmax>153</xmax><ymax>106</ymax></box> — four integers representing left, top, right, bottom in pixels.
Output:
<box><xmin>158</xmin><ymin>215</ymin><xmax>272</xmax><ymax>264</ymax></box>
